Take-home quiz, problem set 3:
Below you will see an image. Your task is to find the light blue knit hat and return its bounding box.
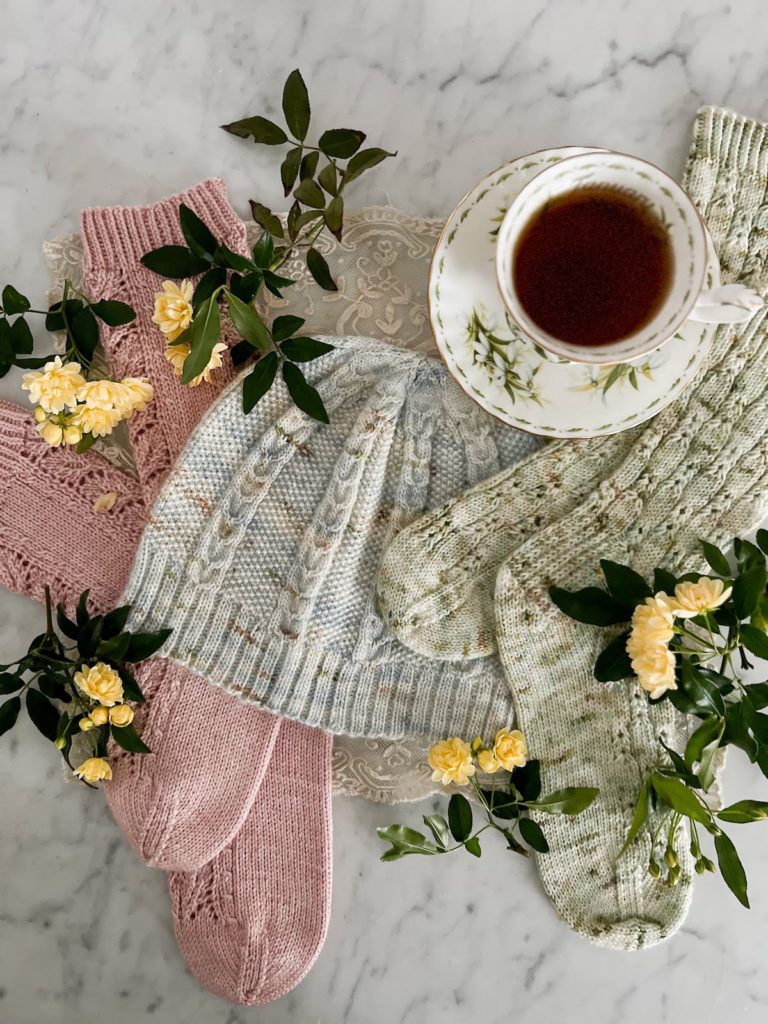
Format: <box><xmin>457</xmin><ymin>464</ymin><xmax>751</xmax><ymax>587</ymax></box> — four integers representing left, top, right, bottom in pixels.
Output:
<box><xmin>121</xmin><ymin>335</ymin><xmax>540</xmax><ymax>738</ymax></box>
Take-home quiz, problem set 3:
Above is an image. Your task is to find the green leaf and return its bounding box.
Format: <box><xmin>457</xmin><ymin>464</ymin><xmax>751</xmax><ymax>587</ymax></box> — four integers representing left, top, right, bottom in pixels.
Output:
<box><xmin>118</xmin><ymin>665</ymin><xmax>145</xmax><ymax>704</ymax></box>
<box><xmin>714</xmin><ymin>831</ymin><xmax>749</xmax><ymax>907</ymax></box>
<box><xmin>11</xmin><ymin>317</ymin><xmax>33</xmax><ymax>354</ymax></box>
<box><xmin>140</xmin><ymin>245</ymin><xmax>209</xmax><ymax>278</ymax></box>
<box><xmin>287</xmin><ymin>201</ymin><xmax>301</xmax><ymax>240</ymax></box>
<box><xmin>293</xmin><ymin>179</ymin><xmax>326</xmax><ymax>209</ymax></box>
<box><xmin>511</xmin><ymin>759</ymin><xmax>541</xmax><ymax>801</ymax></box>
<box><xmin>620</xmin><ymin>778</ymin><xmax>651</xmax><ymax>853</ymax></box>
<box><xmin>55</xmin><ymin>602</ymin><xmax>78</xmax><ymax>639</ymax></box>
<box><xmin>448</xmin><ymin>793</ymin><xmax>473</xmax><ymax>841</ymax></box>
<box><xmin>318</xmin><ymin>162</ymin><xmax>338</xmax><ymax>195</ymax></box>
<box><xmin>45</xmin><ymin>298</ymin><xmax>83</xmax><ymax>333</ymax></box>
<box><xmin>263</xmin><ymin>270</ymin><xmax>296</xmax><ymax>298</ymax></box>
<box><xmin>481</xmin><ymin>789</ymin><xmax>519</xmax><ymax>819</ymax></box>
<box><xmin>306</xmin><ymin>247</ymin><xmax>338</xmax><ymax>292</ymax></box>
<box><xmin>26</xmin><ymin>688</ymin><xmax>60</xmax><ymax>742</ymax></box>
<box><xmin>740</xmin><ymin>623</ymin><xmax>768</xmax><ymax>661</ymax></box>
<box><xmin>318</xmin><ymin>128</ymin><xmax>366</xmax><ymax>159</ymax></box>
<box><xmin>519</xmin><ymin>816</ymin><xmax>549</xmax><ymax>853</ymax></box>
<box><xmin>756</xmin><ymin>529</ymin><xmax>768</xmax><ymax>556</ymax></box>
<box><xmin>191</xmin><ymin>267</ymin><xmax>227</xmax><ymax>310</ymax></box>
<box><xmin>654</xmin><ymin>567</ymin><xmax>678</xmax><ymax>594</ymax></box>
<box><xmin>344</xmin><ymin>146</ymin><xmax>396</xmax><ymax>183</ymax></box>
<box><xmin>549</xmin><ymin>586</ymin><xmax>630</xmax><ymax>626</ymax></box>
<box><xmin>225</xmin><ymin>290</ymin><xmax>271</xmax><ymax>352</ymax></box>
<box><xmin>281</xmin><ymin>336</ymin><xmax>334</xmax><ymax>362</ymax></box>
<box><xmin>243</xmin><ymin>352</ymin><xmax>279</xmax><ymax>414</ymax></box>
<box><xmin>249</xmin><ymin>201</ymin><xmax>284</xmax><ymax>239</ymax></box>
<box><xmin>377</xmin><ymin>825</ymin><xmax>439</xmax><ymax>859</ymax></box>
<box><xmin>76</xmin><ymin>589</ymin><xmax>91</xmax><ymax>627</ymax></box>
<box><xmin>221</xmin><ymin>115</ymin><xmax>287</xmax><ymax>145</ymax></box>
<box><xmin>696</xmin><ymin>719</ymin><xmax>725</xmax><ymax>791</ymax></box>
<box><xmin>594</xmin><ymin>631</ymin><xmax>633</xmax><ymax>682</ymax></box>
<box><xmin>280</xmin><ymin>147</ymin><xmax>303</xmax><ymax>196</ymax></box>
<box><xmin>294</xmin><ymin>209</ymin><xmax>325</xmax><ymax>234</ymax></box>
<box><xmin>212</xmin><ymin>245</ymin><xmax>255</xmax><ymax>274</ymax></box>
<box><xmin>124</xmin><ymin>628</ymin><xmax>172</xmax><ymax>663</ymax></box>
<box><xmin>0</xmin><ymin>696</ymin><xmax>21</xmax><ymax>737</ymax></box>
<box><xmin>229</xmin><ymin>271</ymin><xmax>263</xmax><ymax>304</ymax></box>
<box><xmin>251</xmin><ymin>232</ymin><xmax>275</xmax><ymax>270</ymax></box>
<box><xmin>282</xmin><ymin>361</ymin><xmax>329</xmax><ymax>423</ymax></box>
<box><xmin>650</xmin><ymin>772</ymin><xmax>714</xmax><ymax>827</ymax></box>
<box><xmin>272</xmin><ymin>315</ymin><xmax>305</xmax><ymax>342</ymax></box>
<box><xmin>324</xmin><ymin>195</ymin><xmax>344</xmax><ymax>240</ymax></box>
<box><xmin>96</xmin><ymin>632</ymin><xmax>131</xmax><ymax>662</ymax></box>
<box><xmin>181</xmin><ymin>296</ymin><xmax>221</xmax><ymax>385</ymax></box>
<box><xmin>679</xmin><ymin>660</ymin><xmax>725</xmax><ymax>716</ymax></box>
<box><xmin>527</xmin><ymin>787</ymin><xmax>599</xmax><ymax>815</ymax></box>
<box><xmin>600</xmin><ymin>560</ymin><xmax>652</xmax><ymax>606</ymax></box>
<box><xmin>13</xmin><ymin>355</ymin><xmax>50</xmax><ymax>370</ymax></box>
<box><xmin>735</xmin><ymin>538</ymin><xmax>765</xmax><ymax>573</ymax></box>
<box><xmin>111</xmin><ymin>723</ymin><xmax>151</xmax><ymax>754</ymax></box>
<box><xmin>0</xmin><ymin>674</ymin><xmax>23</xmax><ymax>695</ymax></box>
<box><xmin>2</xmin><ymin>284</ymin><xmax>30</xmax><ymax>315</ymax></box>
<box><xmin>77</xmin><ymin>615</ymin><xmax>104</xmax><ymax>659</ymax></box>
<box><xmin>282</xmin><ymin>69</ymin><xmax>311</xmax><ymax>140</ymax></box>
<box><xmin>76</xmin><ymin>433</ymin><xmax>98</xmax><ymax>455</ymax></box>
<box><xmin>684</xmin><ymin>716</ymin><xmax>724</xmax><ymax>768</ymax></box>
<box><xmin>38</xmin><ymin>674</ymin><xmax>70</xmax><ymax>703</ymax></box>
<box><xmin>745</xmin><ymin>682</ymin><xmax>768</xmax><ymax>709</ymax></box>
<box><xmin>89</xmin><ymin>300</ymin><xmax>136</xmax><ymax>326</ymax></box>
<box><xmin>422</xmin><ymin>814</ymin><xmax>450</xmax><ymax>849</ymax></box>
<box><xmin>464</xmin><ymin>836</ymin><xmax>482</xmax><ymax>858</ymax></box>
<box><xmin>179</xmin><ymin>204</ymin><xmax>218</xmax><ymax>259</ymax></box>
<box><xmin>701</xmin><ymin>539</ymin><xmax>731</xmax><ymax>577</ymax></box>
<box><xmin>299</xmin><ymin>151</ymin><xmax>320</xmax><ymax>181</ymax></box>
<box><xmin>70</xmin><ymin>307</ymin><xmax>99</xmax><ymax>363</ymax></box>
<box><xmin>717</xmin><ymin>799</ymin><xmax>768</xmax><ymax>823</ymax></box>
<box><xmin>733</xmin><ymin>565</ymin><xmax>767</xmax><ymax>619</ymax></box>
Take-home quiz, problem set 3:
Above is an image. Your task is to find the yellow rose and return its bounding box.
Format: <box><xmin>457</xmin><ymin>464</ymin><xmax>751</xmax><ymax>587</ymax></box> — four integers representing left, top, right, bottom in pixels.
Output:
<box><xmin>79</xmin><ymin>717</ymin><xmax>96</xmax><ymax>732</ymax></box>
<box><xmin>153</xmin><ymin>280</ymin><xmax>194</xmax><ymax>341</ymax></box>
<box><xmin>119</xmin><ymin>376</ymin><xmax>154</xmax><ymax>414</ymax></box>
<box><xmin>73</xmin><ymin>757</ymin><xmax>112</xmax><ymax>784</ymax></box>
<box><xmin>21</xmin><ymin>356</ymin><xmax>85</xmax><ymax>413</ymax></box>
<box><xmin>74</xmin><ymin>662</ymin><xmax>124</xmax><ymax>706</ymax></box>
<box><xmin>477</xmin><ymin>748</ymin><xmax>500</xmax><ymax>773</ymax></box>
<box><xmin>164</xmin><ymin>340</ymin><xmax>228</xmax><ymax>387</ymax></box>
<box><xmin>62</xmin><ymin>421</ymin><xmax>83</xmax><ymax>446</ymax></box>
<box><xmin>670</xmin><ymin>577</ymin><xmax>733</xmax><ymax>618</ymax></box>
<box><xmin>89</xmin><ymin>705</ymin><xmax>109</xmax><ymax>726</ymax></box>
<box><xmin>428</xmin><ymin>737</ymin><xmax>476</xmax><ymax>786</ymax></box>
<box><xmin>493</xmin><ymin>728</ymin><xmax>527</xmax><ymax>771</ymax></box>
<box><xmin>631</xmin><ymin>643</ymin><xmax>677</xmax><ymax>700</ymax></box>
<box><xmin>109</xmin><ymin>704</ymin><xmax>135</xmax><ymax>727</ymax></box>
<box><xmin>71</xmin><ymin>402</ymin><xmax>122</xmax><ymax>438</ymax></box>
<box><xmin>77</xmin><ymin>378</ymin><xmax>131</xmax><ymax>412</ymax></box>
<box><xmin>36</xmin><ymin>418</ymin><xmax>64</xmax><ymax>447</ymax></box>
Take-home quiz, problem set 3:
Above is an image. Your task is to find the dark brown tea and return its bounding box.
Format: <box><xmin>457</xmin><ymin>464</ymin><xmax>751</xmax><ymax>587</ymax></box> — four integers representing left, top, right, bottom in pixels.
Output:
<box><xmin>512</xmin><ymin>186</ymin><xmax>673</xmax><ymax>346</ymax></box>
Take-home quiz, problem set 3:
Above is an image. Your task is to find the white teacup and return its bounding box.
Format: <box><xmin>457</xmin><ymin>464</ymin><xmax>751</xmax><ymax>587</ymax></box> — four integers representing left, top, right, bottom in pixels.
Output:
<box><xmin>495</xmin><ymin>151</ymin><xmax>763</xmax><ymax>365</ymax></box>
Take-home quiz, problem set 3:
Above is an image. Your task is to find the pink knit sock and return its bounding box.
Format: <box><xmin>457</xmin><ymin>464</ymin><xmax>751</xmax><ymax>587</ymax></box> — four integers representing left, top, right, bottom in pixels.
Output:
<box><xmin>170</xmin><ymin>720</ymin><xmax>333</xmax><ymax>1005</ymax></box>
<box><xmin>0</xmin><ymin>400</ymin><xmax>280</xmax><ymax>872</ymax></box>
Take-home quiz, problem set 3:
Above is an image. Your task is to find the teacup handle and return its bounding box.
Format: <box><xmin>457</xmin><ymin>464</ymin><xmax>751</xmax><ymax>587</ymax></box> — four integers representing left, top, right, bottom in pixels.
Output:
<box><xmin>688</xmin><ymin>284</ymin><xmax>764</xmax><ymax>324</ymax></box>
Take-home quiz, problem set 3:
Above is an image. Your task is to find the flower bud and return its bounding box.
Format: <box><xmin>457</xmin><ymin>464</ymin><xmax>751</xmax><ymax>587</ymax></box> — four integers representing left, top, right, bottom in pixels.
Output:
<box><xmin>664</xmin><ymin>847</ymin><xmax>678</xmax><ymax>869</ymax></box>
<box><xmin>109</xmin><ymin>703</ymin><xmax>135</xmax><ymax>727</ymax></box>
<box><xmin>648</xmin><ymin>857</ymin><xmax>661</xmax><ymax>878</ymax></box>
<box><xmin>79</xmin><ymin>717</ymin><xmax>96</xmax><ymax>732</ymax></box>
<box><xmin>89</xmin><ymin>705</ymin><xmax>109</xmax><ymax>726</ymax></box>
<box><xmin>695</xmin><ymin>858</ymin><xmax>707</xmax><ymax>875</ymax></box>
<box><xmin>54</xmin><ymin>736</ymin><xmax>66</xmax><ymax>749</ymax></box>
<box><xmin>34</xmin><ymin>406</ymin><xmax>48</xmax><ymax>423</ymax></box>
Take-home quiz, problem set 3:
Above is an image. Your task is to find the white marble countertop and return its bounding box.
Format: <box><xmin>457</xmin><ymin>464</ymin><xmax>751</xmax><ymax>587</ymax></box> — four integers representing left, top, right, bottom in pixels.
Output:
<box><xmin>3</xmin><ymin>1</ymin><xmax>768</xmax><ymax>1021</ymax></box>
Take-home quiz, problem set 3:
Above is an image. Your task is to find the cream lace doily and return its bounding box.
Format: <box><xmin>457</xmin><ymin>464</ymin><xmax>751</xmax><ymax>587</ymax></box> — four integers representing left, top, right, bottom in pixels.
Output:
<box><xmin>43</xmin><ymin>206</ymin><xmax>459</xmax><ymax>806</ymax></box>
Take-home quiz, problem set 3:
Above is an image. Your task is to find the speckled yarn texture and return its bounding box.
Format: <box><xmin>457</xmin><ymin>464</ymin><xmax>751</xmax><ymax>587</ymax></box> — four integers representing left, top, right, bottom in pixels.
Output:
<box><xmin>377</xmin><ymin>107</ymin><xmax>768</xmax><ymax>950</ymax></box>
<box><xmin>121</xmin><ymin>336</ymin><xmax>540</xmax><ymax>739</ymax></box>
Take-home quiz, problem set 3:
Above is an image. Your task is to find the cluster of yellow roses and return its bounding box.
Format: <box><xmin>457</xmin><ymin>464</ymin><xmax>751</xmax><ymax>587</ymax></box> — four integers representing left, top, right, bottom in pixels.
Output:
<box><xmin>428</xmin><ymin>728</ymin><xmax>528</xmax><ymax>787</ymax></box>
<box><xmin>71</xmin><ymin>661</ymin><xmax>135</xmax><ymax>785</ymax></box>
<box><xmin>21</xmin><ymin>356</ymin><xmax>153</xmax><ymax>448</ymax></box>
<box><xmin>628</xmin><ymin>576</ymin><xmax>732</xmax><ymax>700</ymax></box>
<box><xmin>152</xmin><ymin>280</ymin><xmax>227</xmax><ymax>387</ymax></box>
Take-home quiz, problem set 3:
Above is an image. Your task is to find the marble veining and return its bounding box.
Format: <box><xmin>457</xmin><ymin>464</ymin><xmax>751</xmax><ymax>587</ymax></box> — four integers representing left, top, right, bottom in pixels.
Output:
<box><xmin>2</xmin><ymin>1</ymin><xmax>768</xmax><ymax>1020</ymax></box>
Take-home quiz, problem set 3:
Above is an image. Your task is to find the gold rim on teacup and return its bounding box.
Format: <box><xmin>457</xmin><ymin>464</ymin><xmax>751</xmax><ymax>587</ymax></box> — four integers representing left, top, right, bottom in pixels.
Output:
<box><xmin>494</xmin><ymin>151</ymin><xmax>710</xmax><ymax>366</ymax></box>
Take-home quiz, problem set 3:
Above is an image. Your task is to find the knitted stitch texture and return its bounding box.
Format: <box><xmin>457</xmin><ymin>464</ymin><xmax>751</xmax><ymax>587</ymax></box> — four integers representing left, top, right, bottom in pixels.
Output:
<box><xmin>120</xmin><ymin>336</ymin><xmax>540</xmax><ymax>739</ymax></box>
<box><xmin>376</xmin><ymin>107</ymin><xmax>768</xmax><ymax>949</ymax></box>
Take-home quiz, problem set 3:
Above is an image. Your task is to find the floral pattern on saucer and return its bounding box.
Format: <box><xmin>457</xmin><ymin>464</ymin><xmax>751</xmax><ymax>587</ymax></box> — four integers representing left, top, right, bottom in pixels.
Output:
<box><xmin>429</xmin><ymin>147</ymin><xmax>720</xmax><ymax>438</ymax></box>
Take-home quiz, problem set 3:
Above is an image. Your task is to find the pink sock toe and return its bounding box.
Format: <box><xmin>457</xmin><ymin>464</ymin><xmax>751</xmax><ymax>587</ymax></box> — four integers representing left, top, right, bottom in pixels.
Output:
<box><xmin>105</xmin><ymin>661</ymin><xmax>281</xmax><ymax>871</ymax></box>
<box><xmin>169</xmin><ymin>720</ymin><xmax>333</xmax><ymax>1005</ymax></box>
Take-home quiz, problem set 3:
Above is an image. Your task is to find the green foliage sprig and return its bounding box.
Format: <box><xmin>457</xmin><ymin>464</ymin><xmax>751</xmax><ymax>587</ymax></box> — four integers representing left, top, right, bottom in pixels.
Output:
<box><xmin>0</xmin><ymin>587</ymin><xmax>170</xmax><ymax>787</ymax></box>
<box><xmin>378</xmin><ymin>743</ymin><xmax>597</xmax><ymax>862</ymax></box>
<box><xmin>0</xmin><ymin>279</ymin><xmax>135</xmax><ymax>379</ymax></box>
<box><xmin>551</xmin><ymin>533</ymin><xmax>768</xmax><ymax>907</ymax></box>
<box><xmin>140</xmin><ymin>69</ymin><xmax>395</xmax><ymax>424</ymax></box>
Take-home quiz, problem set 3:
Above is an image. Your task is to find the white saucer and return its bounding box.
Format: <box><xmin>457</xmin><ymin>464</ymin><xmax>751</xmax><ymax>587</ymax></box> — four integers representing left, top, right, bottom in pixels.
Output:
<box><xmin>428</xmin><ymin>147</ymin><xmax>720</xmax><ymax>439</ymax></box>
